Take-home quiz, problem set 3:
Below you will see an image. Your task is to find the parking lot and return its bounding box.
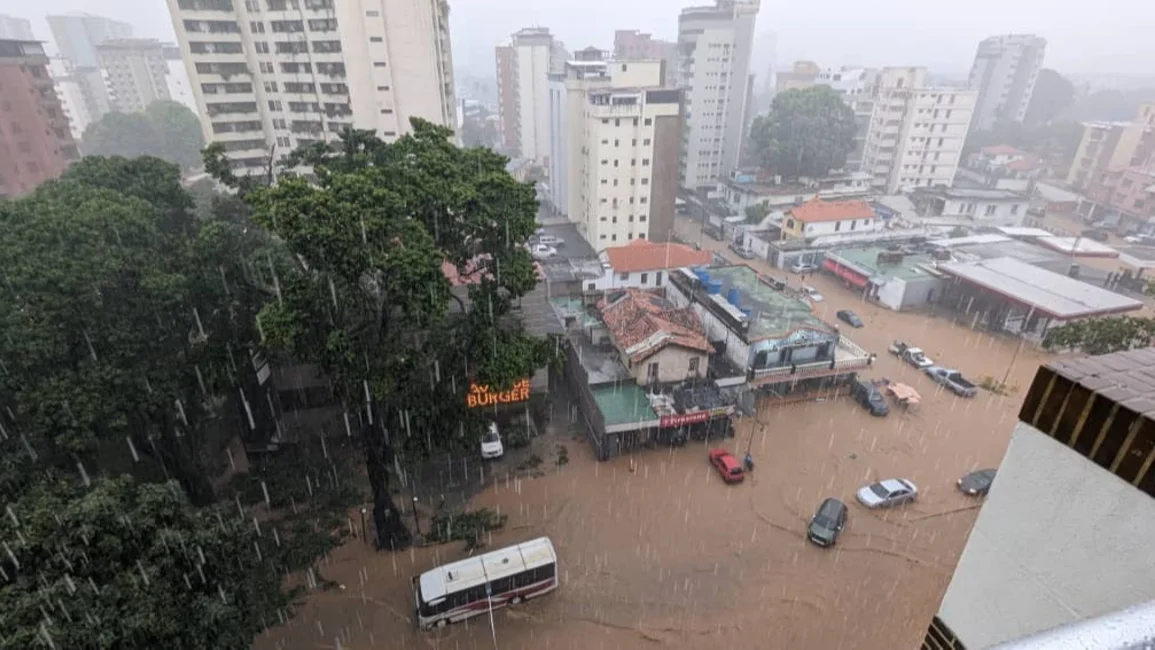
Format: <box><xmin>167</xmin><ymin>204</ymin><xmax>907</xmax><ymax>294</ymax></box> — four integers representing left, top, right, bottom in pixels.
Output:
<box><xmin>256</xmin><ymin>220</ymin><xmax>1052</xmax><ymax>650</ymax></box>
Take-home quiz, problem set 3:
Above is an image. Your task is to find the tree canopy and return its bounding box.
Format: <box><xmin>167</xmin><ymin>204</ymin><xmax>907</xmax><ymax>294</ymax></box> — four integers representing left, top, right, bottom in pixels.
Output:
<box><xmin>206</xmin><ymin>120</ymin><xmax>553</xmax><ymax>549</ymax></box>
<box><xmin>748</xmin><ymin>86</ymin><xmax>857</xmax><ymax>180</ymax></box>
<box><xmin>82</xmin><ymin>101</ymin><xmax>206</xmax><ymax>171</ymax></box>
<box><xmin>459</xmin><ymin>109</ymin><xmax>499</xmax><ymax>149</ymax></box>
<box><xmin>1042</xmin><ymin>316</ymin><xmax>1155</xmax><ymax>355</ymax></box>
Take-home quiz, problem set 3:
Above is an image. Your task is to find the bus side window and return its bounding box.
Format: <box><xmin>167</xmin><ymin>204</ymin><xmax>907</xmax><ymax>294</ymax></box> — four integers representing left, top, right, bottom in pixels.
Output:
<box><xmin>533</xmin><ymin>564</ymin><xmax>556</xmax><ymax>583</ymax></box>
<box><xmin>466</xmin><ymin>584</ymin><xmax>487</xmax><ymax>604</ymax></box>
<box><xmin>490</xmin><ymin>575</ymin><xmax>515</xmax><ymax>595</ymax></box>
<box><xmin>511</xmin><ymin>570</ymin><xmax>534</xmax><ymax>589</ymax></box>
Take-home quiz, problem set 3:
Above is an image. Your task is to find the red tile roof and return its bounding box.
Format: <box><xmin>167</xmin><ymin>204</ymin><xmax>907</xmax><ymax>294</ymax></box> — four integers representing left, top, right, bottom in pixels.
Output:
<box><xmin>604</xmin><ymin>240</ymin><xmax>713</xmax><ymax>274</ymax></box>
<box><xmin>788</xmin><ymin>198</ymin><xmax>875</xmax><ymax>223</ymax></box>
<box><xmin>598</xmin><ymin>288</ymin><xmax>709</xmax><ymax>364</ymax></box>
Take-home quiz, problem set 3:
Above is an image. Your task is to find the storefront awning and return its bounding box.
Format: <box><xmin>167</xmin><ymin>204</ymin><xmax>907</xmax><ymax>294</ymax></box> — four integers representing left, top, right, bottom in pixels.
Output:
<box><xmin>823</xmin><ymin>258</ymin><xmax>869</xmax><ymax>289</ymax></box>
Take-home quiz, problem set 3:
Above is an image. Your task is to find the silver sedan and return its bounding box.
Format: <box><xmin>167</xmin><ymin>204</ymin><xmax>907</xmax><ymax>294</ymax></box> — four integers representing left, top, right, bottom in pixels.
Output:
<box><xmin>856</xmin><ymin>478</ymin><xmax>918</xmax><ymax>508</ymax></box>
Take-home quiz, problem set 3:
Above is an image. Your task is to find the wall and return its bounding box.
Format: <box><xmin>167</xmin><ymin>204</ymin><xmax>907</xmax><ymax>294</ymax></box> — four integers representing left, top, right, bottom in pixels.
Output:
<box><xmin>898</xmin><ymin>275</ymin><xmax>943</xmax><ymax>309</ymax></box>
<box><xmin>941</xmin><ymin>197</ymin><xmax>1028</xmax><ymax>225</ymax></box>
<box><xmin>547</xmin><ymin>78</ymin><xmax>566</xmax><ymax>212</ymax></box>
<box><xmin>667</xmin><ymin>278</ymin><xmax>752</xmax><ymax>372</ymax></box>
<box><xmin>629</xmin><ymin>346</ymin><xmax>707</xmax><ymax>386</ymax></box>
<box><xmin>0</xmin><ymin>48</ymin><xmax>76</xmax><ymax>198</ymax></box>
<box><xmin>649</xmin><ymin>109</ymin><xmax>681</xmax><ymax>242</ymax></box>
<box><xmin>495</xmin><ymin>46</ymin><xmax>518</xmax><ymax>150</ymax></box>
<box><xmin>937</xmin><ymin>422</ymin><xmax>1155</xmax><ymax>648</ymax></box>
<box><xmin>590</xmin><ymin>268</ymin><xmax>671</xmax><ymax>292</ymax></box>
<box><xmin>515</xmin><ymin>38</ymin><xmax>551</xmax><ymax>163</ymax></box>
<box><xmin>783</xmin><ymin>217</ymin><xmax>878</xmax><ymax>238</ymax></box>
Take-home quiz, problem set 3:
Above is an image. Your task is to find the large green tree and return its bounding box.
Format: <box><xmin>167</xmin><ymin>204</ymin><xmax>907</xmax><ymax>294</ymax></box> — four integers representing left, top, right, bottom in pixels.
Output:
<box><xmin>0</xmin><ymin>476</ymin><xmax>291</xmax><ymax>649</ymax></box>
<box><xmin>1043</xmin><ymin>316</ymin><xmax>1155</xmax><ymax>355</ymax></box>
<box><xmin>82</xmin><ymin>100</ymin><xmax>206</xmax><ymax>171</ymax></box>
<box><xmin>748</xmin><ymin>86</ymin><xmax>857</xmax><ymax>180</ymax></box>
<box><xmin>0</xmin><ymin>157</ymin><xmax>275</xmax><ymax>504</ymax></box>
<box><xmin>206</xmin><ymin>120</ymin><xmax>551</xmax><ymax>549</ymax></box>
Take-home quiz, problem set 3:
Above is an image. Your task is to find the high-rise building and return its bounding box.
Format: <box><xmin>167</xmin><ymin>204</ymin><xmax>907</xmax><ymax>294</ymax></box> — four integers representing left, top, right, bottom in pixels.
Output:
<box><xmin>773</xmin><ymin>60</ymin><xmax>819</xmax><ymax>96</ymax></box>
<box><xmin>1065</xmin><ymin>103</ymin><xmax>1155</xmax><ymax>190</ymax></box>
<box><xmin>575</xmin><ymin>61</ymin><xmax>682</xmax><ymax>245</ymax></box>
<box><xmin>49</xmin><ymin>57</ymin><xmax>95</xmax><ymax>139</ymax></box>
<box><xmin>923</xmin><ymin>348</ymin><xmax>1155</xmax><ymax>648</ymax></box>
<box><xmin>0</xmin><ymin>14</ymin><xmax>35</xmax><ymax>41</ymax></box>
<box><xmin>967</xmin><ymin>34</ymin><xmax>1046</xmax><ymax>132</ymax></box>
<box><xmin>677</xmin><ymin>0</ymin><xmax>760</xmax><ymax>190</ymax></box>
<box><xmin>860</xmin><ymin>67</ymin><xmax>975</xmax><ymax>193</ymax></box>
<box><xmin>162</xmin><ymin>44</ymin><xmax>199</xmax><ymax>117</ymax></box>
<box><xmin>494</xmin><ymin>45</ymin><xmax>518</xmax><ymax>152</ymax></box>
<box><xmin>547</xmin><ymin>49</ymin><xmax>610</xmax><ymax>217</ymax></box>
<box><xmin>97</xmin><ymin>38</ymin><xmax>171</xmax><ymax>114</ymax></box>
<box><xmin>167</xmin><ymin>0</ymin><xmax>455</xmax><ymax>175</ymax></box>
<box><xmin>814</xmin><ymin>67</ymin><xmax>879</xmax><ymax>170</ymax></box>
<box><xmin>46</xmin><ymin>13</ymin><xmax>134</xmax><ymax>69</ymax></box>
<box><xmin>0</xmin><ymin>40</ymin><xmax>79</xmax><ymax>198</ymax></box>
<box><xmin>613</xmin><ymin>30</ymin><xmax>677</xmax><ymax>87</ymax></box>
<box><xmin>495</xmin><ymin>27</ymin><xmax>564</xmax><ymax>165</ymax></box>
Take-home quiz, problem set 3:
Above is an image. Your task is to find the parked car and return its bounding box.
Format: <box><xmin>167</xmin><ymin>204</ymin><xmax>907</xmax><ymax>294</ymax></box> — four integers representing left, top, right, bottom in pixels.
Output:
<box><xmin>957</xmin><ymin>469</ymin><xmax>997</xmax><ymax>496</ymax></box>
<box><xmin>790</xmin><ymin>261</ymin><xmax>818</xmax><ymax>274</ymax></box>
<box><xmin>480</xmin><ymin>423</ymin><xmax>504</xmax><ymax>459</ymax></box>
<box><xmin>708</xmin><ymin>449</ymin><xmax>745</xmax><ymax>484</ymax></box>
<box><xmin>1081</xmin><ymin>228</ymin><xmax>1109</xmax><ymax>242</ymax></box>
<box><xmin>530</xmin><ymin>244</ymin><xmax>557</xmax><ymax>260</ymax></box>
<box><xmin>802</xmin><ymin>285</ymin><xmax>824</xmax><ymax>303</ymax></box>
<box><xmin>807</xmin><ymin>498</ymin><xmax>848</xmax><ymax>547</ymax></box>
<box><xmin>888</xmin><ymin>341</ymin><xmax>934</xmax><ymax>368</ymax></box>
<box><xmin>850</xmin><ymin>379</ymin><xmax>889</xmax><ymax>416</ymax></box>
<box><xmin>537</xmin><ymin>234</ymin><xmax>564</xmax><ymax>247</ymax></box>
<box><xmin>731</xmin><ymin>245</ymin><xmax>757</xmax><ymax>260</ymax></box>
<box><xmin>856</xmin><ymin>478</ymin><xmax>918</xmax><ymax>508</ymax></box>
<box><xmin>924</xmin><ymin>366</ymin><xmax>978</xmax><ymax>397</ymax></box>
<box><xmin>836</xmin><ymin>309</ymin><xmax>863</xmax><ymax>328</ymax></box>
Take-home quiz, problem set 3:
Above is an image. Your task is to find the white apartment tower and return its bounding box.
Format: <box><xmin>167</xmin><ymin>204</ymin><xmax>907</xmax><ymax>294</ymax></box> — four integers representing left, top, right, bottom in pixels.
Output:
<box><xmin>547</xmin><ymin>48</ymin><xmax>609</xmax><ymax>217</ymax></box>
<box><xmin>496</xmin><ymin>27</ymin><xmax>563</xmax><ymax>165</ymax></box>
<box><xmin>677</xmin><ymin>0</ymin><xmax>759</xmax><ymax>189</ymax></box>
<box><xmin>50</xmin><ymin>57</ymin><xmax>95</xmax><ymax>140</ymax></box>
<box><xmin>162</xmin><ymin>44</ymin><xmax>201</xmax><ymax>117</ymax></box>
<box><xmin>577</xmin><ymin>61</ymin><xmax>682</xmax><ymax>246</ymax></box>
<box><xmin>860</xmin><ymin>67</ymin><xmax>976</xmax><ymax>194</ymax></box>
<box><xmin>815</xmin><ymin>67</ymin><xmax>879</xmax><ymax>170</ymax></box>
<box><xmin>167</xmin><ymin>0</ymin><xmax>455</xmax><ymax>174</ymax></box>
<box><xmin>97</xmin><ymin>39</ymin><xmax>172</xmax><ymax>113</ymax></box>
<box><xmin>968</xmin><ymin>34</ymin><xmax>1046</xmax><ymax>132</ymax></box>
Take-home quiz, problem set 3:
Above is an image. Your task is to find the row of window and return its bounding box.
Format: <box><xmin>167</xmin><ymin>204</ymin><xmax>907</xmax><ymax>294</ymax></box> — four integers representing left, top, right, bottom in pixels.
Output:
<box><xmin>599</xmin><ymin>215</ymin><xmax>647</xmax><ymax>223</ymax></box>
<box><xmin>599</xmin><ymin>137</ymin><xmax>652</xmax><ymax>147</ymax></box>
<box><xmin>597</xmin><ymin>231</ymin><xmax>646</xmax><ymax>242</ymax></box>
<box><xmin>599</xmin><ymin>177</ymin><xmax>649</xmax><ymax>186</ymax></box>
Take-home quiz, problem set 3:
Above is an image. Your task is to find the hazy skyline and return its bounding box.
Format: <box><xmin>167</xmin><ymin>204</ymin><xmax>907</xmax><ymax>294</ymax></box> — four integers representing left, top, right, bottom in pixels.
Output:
<box><xmin>12</xmin><ymin>0</ymin><xmax>1155</xmax><ymax>79</ymax></box>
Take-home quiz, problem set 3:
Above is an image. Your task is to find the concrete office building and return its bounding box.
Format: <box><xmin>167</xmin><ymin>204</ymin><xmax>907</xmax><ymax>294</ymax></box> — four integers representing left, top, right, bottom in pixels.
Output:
<box><xmin>167</xmin><ymin>0</ymin><xmax>455</xmax><ymax>174</ymax></box>
<box><xmin>546</xmin><ymin>48</ymin><xmax>609</xmax><ymax>218</ymax></box>
<box><xmin>923</xmin><ymin>349</ymin><xmax>1155</xmax><ymax>648</ymax></box>
<box><xmin>677</xmin><ymin>0</ymin><xmax>760</xmax><ymax>189</ymax></box>
<box><xmin>1065</xmin><ymin>103</ymin><xmax>1155</xmax><ymax>191</ymax></box>
<box><xmin>861</xmin><ymin>67</ymin><xmax>976</xmax><ymax>193</ymax></box>
<box><xmin>47</xmin><ymin>13</ymin><xmax>131</xmax><ymax>124</ymax></box>
<box><xmin>613</xmin><ymin>30</ymin><xmax>677</xmax><ymax>87</ymax></box>
<box><xmin>967</xmin><ymin>34</ymin><xmax>1046</xmax><ymax>132</ymax></box>
<box><xmin>0</xmin><ymin>14</ymin><xmax>34</xmax><ymax>41</ymax></box>
<box><xmin>0</xmin><ymin>40</ymin><xmax>79</xmax><ymax>198</ymax></box>
<box><xmin>495</xmin><ymin>27</ymin><xmax>564</xmax><ymax>164</ymax></box>
<box><xmin>97</xmin><ymin>38</ymin><xmax>171</xmax><ymax>113</ymax></box>
<box><xmin>576</xmin><ymin>63</ymin><xmax>682</xmax><ymax>246</ymax></box>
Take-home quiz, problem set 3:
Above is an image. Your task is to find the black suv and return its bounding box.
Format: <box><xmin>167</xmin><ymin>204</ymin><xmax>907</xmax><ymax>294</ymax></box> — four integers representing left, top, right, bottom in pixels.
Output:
<box><xmin>850</xmin><ymin>379</ymin><xmax>889</xmax><ymax>416</ymax></box>
<box><xmin>807</xmin><ymin>498</ymin><xmax>848</xmax><ymax>547</ymax></box>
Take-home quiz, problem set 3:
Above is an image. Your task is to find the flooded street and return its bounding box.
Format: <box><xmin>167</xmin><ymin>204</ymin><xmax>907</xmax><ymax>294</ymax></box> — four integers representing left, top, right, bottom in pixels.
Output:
<box><xmin>257</xmin><ymin>219</ymin><xmax>1054</xmax><ymax>650</ymax></box>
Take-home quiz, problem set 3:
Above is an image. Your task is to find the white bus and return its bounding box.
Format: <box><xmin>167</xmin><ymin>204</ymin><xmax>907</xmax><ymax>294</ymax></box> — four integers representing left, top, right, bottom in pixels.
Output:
<box><xmin>412</xmin><ymin>536</ymin><xmax>558</xmax><ymax>630</ymax></box>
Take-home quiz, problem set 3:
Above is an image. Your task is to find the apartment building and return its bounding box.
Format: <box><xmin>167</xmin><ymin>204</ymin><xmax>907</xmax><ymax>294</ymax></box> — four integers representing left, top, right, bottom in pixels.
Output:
<box><xmin>495</xmin><ymin>27</ymin><xmax>564</xmax><ymax>164</ymax></box>
<box><xmin>923</xmin><ymin>349</ymin><xmax>1155</xmax><ymax>648</ymax></box>
<box><xmin>167</xmin><ymin>0</ymin><xmax>455</xmax><ymax>174</ymax></box>
<box><xmin>0</xmin><ymin>14</ymin><xmax>34</xmax><ymax>41</ymax></box>
<box><xmin>49</xmin><ymin>57</ymin><xmax>94</xmax><ymax>139</ymax></box>
<box><xmin>1065</xmin><ymin>104</ymin><xmax>1155</xmax><ymax>190</ymax></box>
<box><xmin>860</xmin><ymin>67</ymin><xmax>975</xmax><ymax>193</ymax></box>
<box><xmin>677</xmin><ymin>0</ymin><xmax>760</xmax><ymax>189</ymax></box>
<box><xmin>967</xmin><ymin>34</ymin><xmax>1046</xmax><ymax>132</ymax></box>
<box><xmin>494</xmin><ymin>45</ymin><xmax>517</xmax><ymax>151</ymax></box>
<box><xmin>0</xmin><ymin>40</ymin><xmax>79</xmax><ymax>198</ymax></box>
<box><xmin>47</xmin><ymin>13</ymin><xmax>131</xmax><ymax>124</ymax></box>
<box><xmin>546</xmin><ymin>49</ymin><xmax>608</xmax><ymax>217</ymax></box>
<box><xmin>162</xmin><ymin>44</ymin><xmax>200</xmax><ymax>116</ymax></box>
<box><xmin>97</xmin><ymin>39</ymin><xmax>171</xmax><ymax>113</ymax></box>
<box><xmin>815</xmin><ymin>66</ymin><xmax>878</xmax><ymax>169</ymax></box>
<box><xmin>577</xmin><ymin>66</ymin><xmax>682</xmax><ymax>245</ymax></box>
<box><xmin>613</xmin><ymin>30</ymin><xmax>677</xmax><ymax>87</ymax></box>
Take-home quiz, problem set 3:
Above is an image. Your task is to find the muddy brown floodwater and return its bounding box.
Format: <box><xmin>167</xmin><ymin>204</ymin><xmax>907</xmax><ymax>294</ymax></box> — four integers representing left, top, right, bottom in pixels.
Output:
<box><xmin>256</xmin><ymin>220</ymin><xmax>1055</xmax><ymax>650</ymax></box>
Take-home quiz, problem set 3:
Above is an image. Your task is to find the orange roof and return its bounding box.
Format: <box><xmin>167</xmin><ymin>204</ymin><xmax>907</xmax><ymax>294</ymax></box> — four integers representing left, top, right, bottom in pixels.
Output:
<box><xmin>1005</xmin><ymin>156</ymin><xmax>1041</xmax><ymax>172</ymax></box>
<box><xmin>789</xmin><ymin>199</ymin><xmax>874</xmax><ymax>223</ymax></box>
<box><xmin>598</xmin><ymin>288</ymin><xmax>709</xmax><ymax>364</ymax></box>
<box><xmin>981</xmin><ymin>145</ymin><xmax>1026</xmax><ymax>156</ymax></box>
<box><xmin>603</xmin><ymin>240</ymin><xmax>713</xmax><ymax>274</ymax></box>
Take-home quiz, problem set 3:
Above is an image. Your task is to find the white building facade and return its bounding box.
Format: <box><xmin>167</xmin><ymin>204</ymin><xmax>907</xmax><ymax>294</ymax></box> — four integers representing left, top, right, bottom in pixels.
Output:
<box><xmin>0</xmin><ymin>14</ymin><xmax>35</xmax><ymax>41</ymax></box>
<box><xmin>167</xmin><ymin>0</ymin><xmax>454</xmax><ymax>174</ymax></box>
<box><xmin>502</xmin><ymin>27</ymin><xmax>561</xmax><ymax>165</ymax></box>
<box><xmin>97</xmin><ymin>38</ymin><xmax>171</xmax><ymax>113</ymax></box>
<box><xmin>677</xmin><ymin>0</ymin><xmax>759</xmax><ymax>189</ymax></box>
<box><xmin>162</xmin><ymin>44</ymin><xmax>200</xmax><ymax>117</ymax></box>
<box><xmin>967</xmin><ymin>34</ymin><xmax>1046</xmax><ymax>132</ymax></box>
<box><xmin>578</xmin><ymin>78</ymin><xmax>681</xmax><ymax>246</ymax></box>
<box><xmin>814</xmin><ymin>66</ymin><xmax>878</xmax><ymax>170</ymax></box>
<box><xmin>547</xmin><ymin>57</ymin><xmax>610</xmax><ymax>218</ymax></box>
<box><xmin>50</xmin><ymin>57</ymin><xmax>95</xmax><ymax>140</ymax></box>
<box><xmin>860</xmin><ymin>67</ymin><xmax>976</xmax><ymax>194</ymax></box>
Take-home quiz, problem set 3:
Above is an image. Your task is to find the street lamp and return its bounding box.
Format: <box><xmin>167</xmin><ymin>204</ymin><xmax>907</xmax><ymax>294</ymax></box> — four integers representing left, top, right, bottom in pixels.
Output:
<box><xmin>359</xmin><ymin>507</ymin><xmax>368</xmax><ymax>547</ymax></box>
<box><xmin>411</xmin><ymin>496</ymin><xmax>421</xmax><ymax>538</ymax></box>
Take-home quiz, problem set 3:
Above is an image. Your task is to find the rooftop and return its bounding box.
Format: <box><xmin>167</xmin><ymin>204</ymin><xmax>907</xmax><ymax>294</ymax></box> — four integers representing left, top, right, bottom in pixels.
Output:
<box><xmin>591</xmin><ymin>383</ymin><xmax>659</xmax><ymax>427</ymax></box>
<box><xmin>914</xmin><ymin>187</ymin><xmax>1026</xmax><ymax>201</ymax></box>
<box><xmin>697</xmin><ymin>265</ymin><xmax>834</xmax><ymax>342</ymax></box>
<box><xmin>603</xmin><ymin>240</ymin><xmax>713</xmax><ymax>274</ymax></box>
<box><xmin>938</xmin><ymin>257</ymin><xmax>1143</xmax><ymax>319</ymax></box>
<box><xmin>598</xmin><ymin>288</ymin><xmax>709</xmax><ymax>364</ymax></box>
<box><xmin>828</xmin><ymin>247</ymin><xmax>944</xmax><ymax>281</ymax></box>
<box><xmin>1045</xmin><ymin>348</ymin><xmax>1155</xmax><ymax>421</ymax></box>
<box><xmin>789</xmin><ymin>198</ymin><xmax>875</xmax><ymax>223</ymax></box>
<box><xmin>1034</xmin><ymin>236</ymin><xmax>1119</xmax><ymax>258</ymax></box>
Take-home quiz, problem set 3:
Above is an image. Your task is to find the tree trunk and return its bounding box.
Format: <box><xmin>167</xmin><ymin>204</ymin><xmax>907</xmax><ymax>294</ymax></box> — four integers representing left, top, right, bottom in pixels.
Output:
<box><xmin>364</xmin><ymin>422</ymin><xmax>411</xmax><ymax>550</ymax></box>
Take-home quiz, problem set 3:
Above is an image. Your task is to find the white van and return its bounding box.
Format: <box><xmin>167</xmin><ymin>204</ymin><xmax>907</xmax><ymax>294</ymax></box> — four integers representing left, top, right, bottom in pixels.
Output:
<box><xmin>802</xmin><ymin>285</ymin><xmax>824</xmax><ymax>302</ymax></box>
<box><xmin>480</xmin><ymin>423</ymin><xmax>504</xmax><ymax>459</ymax></box>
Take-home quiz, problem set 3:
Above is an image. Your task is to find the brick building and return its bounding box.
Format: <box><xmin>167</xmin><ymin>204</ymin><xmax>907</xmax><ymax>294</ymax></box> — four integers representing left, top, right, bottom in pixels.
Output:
<box><xmin>0</xmin><ymin>39</ymin><xmax>79</xmax><ymax>198</ymax></box>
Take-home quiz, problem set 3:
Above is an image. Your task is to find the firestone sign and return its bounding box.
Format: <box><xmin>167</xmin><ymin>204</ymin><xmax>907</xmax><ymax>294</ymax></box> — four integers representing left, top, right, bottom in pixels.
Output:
<box><xmin>659</xmin><ymin>406</ymin><xmax>732</xmax><ymax>429</ymax></box>
<box><xmin>467</xmin><ymin>378</ymin><xmax>531</xmax><ymax>408</ymax></box>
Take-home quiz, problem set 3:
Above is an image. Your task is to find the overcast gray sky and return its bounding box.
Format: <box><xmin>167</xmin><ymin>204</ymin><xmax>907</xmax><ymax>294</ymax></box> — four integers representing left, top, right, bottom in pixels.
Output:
<box><xmin>13</xmin><ymin>0</ymin><xmax>1155</xmax><ymax>78</ymax></box>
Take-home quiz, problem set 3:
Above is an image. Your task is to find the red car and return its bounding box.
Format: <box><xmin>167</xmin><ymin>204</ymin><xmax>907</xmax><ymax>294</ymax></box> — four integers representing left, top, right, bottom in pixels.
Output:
<box><xmin>708</xmin><ymin>449</ymin><xmax>745</xmax><ymax>484</ymax></box>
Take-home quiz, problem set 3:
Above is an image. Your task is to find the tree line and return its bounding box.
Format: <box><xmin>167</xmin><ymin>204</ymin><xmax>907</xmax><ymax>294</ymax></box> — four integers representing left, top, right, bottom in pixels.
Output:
<box><xmin>0</xmin><ymin>120</ymin><xmax>550</xmax><ymax>647</ymax></box>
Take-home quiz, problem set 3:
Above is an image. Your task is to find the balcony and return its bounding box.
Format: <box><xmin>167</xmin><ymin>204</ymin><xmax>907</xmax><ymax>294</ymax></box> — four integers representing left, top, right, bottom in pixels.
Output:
<box><xmin>750</xmin><ymin>336</ymin><xmax>873</xmax><ymax>385</ymax></box>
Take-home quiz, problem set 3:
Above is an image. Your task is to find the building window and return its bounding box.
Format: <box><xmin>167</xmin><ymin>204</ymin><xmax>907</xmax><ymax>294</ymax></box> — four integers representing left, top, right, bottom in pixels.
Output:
<box><xmin>638</xmin><ymin>233</ymin><xmax>645</xmax><ymax>239</ymax></box>
<box><xmin>619</xmin><ymin>272</ymin><xmax>629</xmax><ymax>281</ymax></box>
<box><xmin>587</xmin><ymin>283</ymin><xmax>596</xmax><ymax>291</ymax></box>
<box><xmin>643</xmin><ymin>138</ymin><xmax>651</xmax><ymax>145</ymax></box>
<box><xmin>647</xmin><ymin>362</ymin><xmax>659</xmax><ymax>382</ymax></box>
<box><xmin>655</xmin><ymin>272</ymin><xmax>662</xmax><ymax>286</ymax></box>
<box><xmin>984</xmin><ymin>205</ymin><xmax>997</xmax><ymax>217</ymax></box>
<box><xmin>612</xmin><ymin>234</ymin><xmax>618</xmax><ymax>241</ymax></box>
<box><xmin>250</xmin><ymin>21</ymin><xmax>265</xmax><ymax>33</ymax></box>
<box><xmin>688</xmin><ymin>357</ymin><xmax>700</xmax><ymax>374</ymax></box>
<box><xmin>374</xmin><ymin>61</ymin><xmax>387</xmax><ymax>68</ymax></box>
<box><xmin>263</xmin><ymin>81</ymin><xmax>278</xmax><ymax>92</ymax></box>
<box><xmin>259</xmin><ymin>62</ymin><xmax>275</xmax><ymax>73</ymax></box>
<box><xmin>370</xmin><ymin>36</ymin><xmax>382</xmax><ymax>43</ymax></box>
<box><xmin>834</xmin><ymin>221</ymin><xmax>841</xmax><ymax>232</ymax></box>
<box><xmin>1011</xmin><ymin>204</ymin><xmax>1020</xmax><ymax>215</ymax></box>
<box><xmin>254</xmin><ymin>41</ymin><xmax>269</xmax><ymax>53</ymax></box>
<box><xmin>640</xmin><ymin>273</ymin><xmax>648</xmax><ymax>284</ymax></box>
<box><xmin>644</xmin><ymin>118</ymin><xmax>652</xmax><ymax>126</ymax></box>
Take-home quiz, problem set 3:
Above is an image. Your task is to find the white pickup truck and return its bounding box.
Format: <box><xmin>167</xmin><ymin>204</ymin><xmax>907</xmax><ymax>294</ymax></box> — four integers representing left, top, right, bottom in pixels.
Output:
<box><xmin>888</xmin><ymin>341</ymin><xmax>934</xmax><ymax>368</ymax></box>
